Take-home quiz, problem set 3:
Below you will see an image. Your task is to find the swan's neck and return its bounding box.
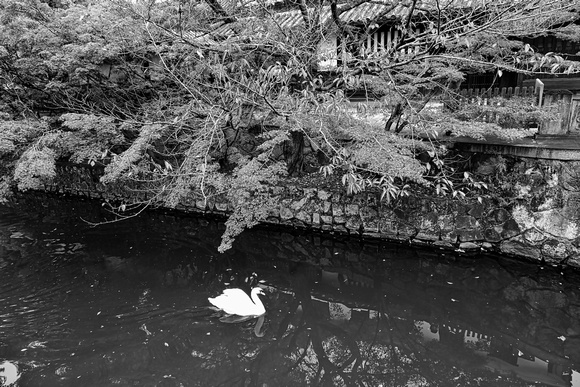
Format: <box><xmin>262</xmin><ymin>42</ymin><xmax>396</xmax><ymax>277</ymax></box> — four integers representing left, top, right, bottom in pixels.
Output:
<box><xmin>250</xmin><ymin>289</ymin><xmax>265</xmax><ymax>315</ymax></box>
<box><xmin>250</xmin><ymin>291</ymin><xmax>261</xmax><ymax>305</ymax></box>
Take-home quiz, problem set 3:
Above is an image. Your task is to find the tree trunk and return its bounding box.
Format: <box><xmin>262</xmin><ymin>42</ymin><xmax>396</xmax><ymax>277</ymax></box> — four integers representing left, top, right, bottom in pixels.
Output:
<box><xmin>286</xmin><ymin>130</ymin><xmax>304</xmax><ymax>176</ymax></box>
<box><xmin>384</xmin><ymin>103</ymin><xmax>408</xmax><ymax>133</ymax></box>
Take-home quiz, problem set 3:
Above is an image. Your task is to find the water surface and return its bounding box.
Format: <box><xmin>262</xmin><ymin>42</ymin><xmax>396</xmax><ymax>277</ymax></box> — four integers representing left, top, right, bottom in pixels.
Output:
<box><xmin>1</xmin><ymin>195</ymin><xmax>580</xmax><ymax>386</ymax></box>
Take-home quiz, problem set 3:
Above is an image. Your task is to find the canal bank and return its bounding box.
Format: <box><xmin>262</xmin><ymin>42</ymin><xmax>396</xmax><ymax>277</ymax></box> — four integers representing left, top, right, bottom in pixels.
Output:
<box><xmin>11</xmin><ymin>149</ymin><xmax>580</xmax><ymax>268</ymax></box>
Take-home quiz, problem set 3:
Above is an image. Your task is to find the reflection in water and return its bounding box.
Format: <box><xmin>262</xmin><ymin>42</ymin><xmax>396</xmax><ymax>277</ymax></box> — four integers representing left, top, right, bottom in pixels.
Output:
<box><xmin>1</xmin><ymin>195</ymin><xmax>580</xmax><ymax>386</ymax></box>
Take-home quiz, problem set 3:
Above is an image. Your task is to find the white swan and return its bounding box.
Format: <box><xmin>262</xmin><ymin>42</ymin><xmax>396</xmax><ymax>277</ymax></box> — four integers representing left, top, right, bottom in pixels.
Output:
<box><xmin>208</xmin><ymin>287</ymin><xmax>266</xmax><ymax>317</ymax></box>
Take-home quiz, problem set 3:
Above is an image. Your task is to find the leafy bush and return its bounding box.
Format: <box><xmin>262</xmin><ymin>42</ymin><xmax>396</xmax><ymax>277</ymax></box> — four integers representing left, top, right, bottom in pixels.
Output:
<box><xmin>101</xmin><ymin>123</ymin><xmax>163</xmax><ymax>184</ymax></box>
<box><xmin>13</xmin><ymin>147</ymin><xmax>57</xmax><ymax>191</ymax></box>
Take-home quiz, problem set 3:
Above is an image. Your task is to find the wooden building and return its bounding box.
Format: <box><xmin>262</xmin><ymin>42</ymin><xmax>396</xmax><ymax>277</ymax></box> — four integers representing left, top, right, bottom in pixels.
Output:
<box><xmin>268</xmin><ymin>1</ymin><xmax>580</xmax><ymax>136</ymax></box>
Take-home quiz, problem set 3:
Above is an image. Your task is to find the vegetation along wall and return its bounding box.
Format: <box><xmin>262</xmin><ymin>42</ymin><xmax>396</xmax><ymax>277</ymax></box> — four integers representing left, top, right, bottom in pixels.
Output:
<box><xmin>36</xmin><ymin>154</ymin><xmax>580</xmax><ymax>268</ymax></box>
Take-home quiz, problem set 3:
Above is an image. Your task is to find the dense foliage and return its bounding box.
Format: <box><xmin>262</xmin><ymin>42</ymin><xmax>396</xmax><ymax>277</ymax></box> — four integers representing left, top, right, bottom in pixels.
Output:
<box><xmin>1</xmin><ymin>0</ymin><xmax>579</xmax><ymax>250</ymax></box>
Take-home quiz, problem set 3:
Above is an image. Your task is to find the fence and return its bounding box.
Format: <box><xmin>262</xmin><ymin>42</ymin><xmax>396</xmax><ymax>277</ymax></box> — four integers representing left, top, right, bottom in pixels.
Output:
<box><xmin>459</xmin><ymin>86</ymin><xmax>536</xmax><ymax>101</ymax></box>
<box><xmin>459</xmin><ymin>85</ymin><xmax>577</xmax><ymax>135</ymax></box>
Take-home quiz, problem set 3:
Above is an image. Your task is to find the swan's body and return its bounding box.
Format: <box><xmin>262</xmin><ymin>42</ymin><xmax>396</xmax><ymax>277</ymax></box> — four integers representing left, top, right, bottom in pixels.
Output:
<box><xmin>208</xmin><ymin>287</ymin><xmax>265</xmax><ymax>317</ymax></box>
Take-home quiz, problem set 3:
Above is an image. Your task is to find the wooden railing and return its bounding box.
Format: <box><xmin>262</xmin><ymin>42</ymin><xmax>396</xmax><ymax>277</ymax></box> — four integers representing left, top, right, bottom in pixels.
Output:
<box><xmin>459</xmin><ymin>86</ymin><xmax>536</xmax><ymax>101</ymax></box>
<box><xmin>459</xmin><ymin>85</ymin><xmax>576</xmax><ymax>135</ymax></box>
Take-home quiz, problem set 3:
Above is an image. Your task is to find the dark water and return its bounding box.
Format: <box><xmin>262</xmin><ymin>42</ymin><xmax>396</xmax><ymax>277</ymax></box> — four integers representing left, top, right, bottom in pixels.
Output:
<box><xmin>1</xmin><ymin>195</ymin><xmax>580</xmax><ymax>387</ymax></box>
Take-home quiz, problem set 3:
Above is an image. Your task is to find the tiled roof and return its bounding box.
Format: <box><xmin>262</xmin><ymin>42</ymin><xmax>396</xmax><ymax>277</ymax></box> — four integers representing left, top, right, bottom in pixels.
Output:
<box><xmin>272</xmin><ymin>0</ymin><xmax>483</xmax><ymax>29</ymax></box>
<box><xmin>186</xmin><ymin>0</ymin><xmax>487</xmax><ymax>41</ymax></box>
<box><xmin>341</xmin><ymin>2</ymin><xmax>402</xmax><ymax>23</ymax></box>
<box><xmin>273</xmin><ymin>8</ymin><xmax>333</xmax><ymax>29</ymax></box>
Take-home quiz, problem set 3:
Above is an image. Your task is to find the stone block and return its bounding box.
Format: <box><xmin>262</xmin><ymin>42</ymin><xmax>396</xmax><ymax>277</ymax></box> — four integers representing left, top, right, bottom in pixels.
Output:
<box><xmin>489</xmin><ymin>208</ymin><xmax>511</xmax><ymax>224</ymax></box>
<box><xmin>280</xmin><ymin>207</ymin><xmax>294</xmax><ymax>220</ymax></box>
<box><xmin>333</xmin><ymin>216</ymin><xmax>346</xmax><ymax>225</ymax></box>
<box><xmin>345</xmin><ymin>217</ymin><xmax>362</xmax><ymax>232</ymax></box>
<box><xmin>360</xmin><ymin>207</ymin><xmax>378</xmax><ymax>219</ymax></box>
<box><xmin>437</xmin><ymin>214</ymin><xmax>455</xmax><ymax>233</ymax></box>
<box><xmin>434</xmin><ymin>240</ymin><xmax>454</xmax><ymax>248</ymax></box>
<box><xmin>362</xmin><ymin>220</ymin><xmax>379</xmax><ymax>234</ymax></box>
<box><xmin>332</xmin><ymin>205</ymin><xmax>344</xmax><ymax>217</ymax></box>
<box><xmin>563</xmin><ymin>193</ymin><xmax>580</xmax><ymax>219</ymax></box>
<box><xmin>396</xmin><ymin>222</ymin><xmax>417</xmax><ymax>238</ymax></box>
<box><xmin>323</xmin><ymin>201</ymin><xmax>332</xmax><ymax>214</ymax></box>
<box><xmin>500</xmin><ymin>238</ymin><xmax>541</xmax><ymax>260</ymax></box>
<box><xmin>345</xmin><ymin>204</ymin><xmax>359</xmax><ymax>216</ymax></box>
<box><xmin>295</xmin><ymin>211</ymin><xmax>311</xmax><ymax>224</ymax></box>
<box><xmin>501</xmin><ymin>219</ymin><xmax>521</xmax><ymax>239</ymax></box>
<box><xmin>467</xmin><ymin>202</ymin><xmax>485</xmax><ymax>218</ymax></box>
<box><xmin>456</xmin><ymin>229</ymin><xmax>484</xmax><ymax>242</ymax></box>
<box><xmin>291</xmin><ymin>197</ymin><xmax>309</xmax><ymax>211</ymax></box>
<box><xmin>378</xmin><ymin>218</ymin><xmax>395</xmax><ymax>234</ymax></box>
<box><xmin>267</xmin><ymin>207</ymin><xmax>279</xmax><ymax>217</ymax></box>
<box><xmin>440</xmin><ymin>230</ymin><xmax>459</xmax><ymax>244</ymax></box>
<box><xmin>320</xmin><ymin>215</ymin><xmax>333</xmax><ymax>224</ymax></box>
<box><xmin>456</xmin><ymin>215</ymin><xmax>478</xmax><ymax>230</ymax></box>
<box><xmin>415</xmin><ymin>232</ymin><xmax>438</xmax><ymax>242</ymax></box>
<box><xmin>541</xmin><ymin>239</ymin><xmax>571</xmax><ymax>261</ymax></box>
<box><xmin>484</xmin><ymin>228</ymin><xmax>501</xmax><ymax>242</ymax></box>
<box><xmin>321</xmin><ymin>224</ymin><xmax>333</xmax><ymax>231</ymax></box>
<box><xmin>534</xmin><ymin>209</ymin><xmax>579</xmax><ymax>240</ymax></box>
<box><xmin>312</xmin><ymin>213</ymin><xmax>321</xmax><ymax>227</ymax></box>
<box><xmin>459</xmin><ymin>241</ymin><xmax>480</xmax><ymax>251</ymax></box>
<box><xmin>523</xmin><ymin>229</ymin><xmax>547</xmax><ymax>243</ymax></box>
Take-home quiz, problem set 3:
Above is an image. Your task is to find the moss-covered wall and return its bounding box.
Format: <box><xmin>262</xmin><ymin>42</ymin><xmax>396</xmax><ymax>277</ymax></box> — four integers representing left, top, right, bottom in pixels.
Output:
<box><xmin>38</xmin><ymin>157</ymin><xmax>580</xmax><ymax>267</ymax></box>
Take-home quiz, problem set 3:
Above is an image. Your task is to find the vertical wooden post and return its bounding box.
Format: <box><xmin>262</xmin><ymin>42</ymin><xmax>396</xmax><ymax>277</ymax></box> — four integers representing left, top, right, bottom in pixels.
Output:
<box><xmin>415</xmin><ymin>27</ymin><xmax>420</xmax><ymax>53</ymax></box>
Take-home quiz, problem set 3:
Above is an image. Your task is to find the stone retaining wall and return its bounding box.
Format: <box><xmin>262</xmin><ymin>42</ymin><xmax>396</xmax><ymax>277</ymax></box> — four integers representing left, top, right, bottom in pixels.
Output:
<box><xmin>40</xmin><ymin>157</ymin><xmax>580</xmax><ymax>267</ymax></box>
